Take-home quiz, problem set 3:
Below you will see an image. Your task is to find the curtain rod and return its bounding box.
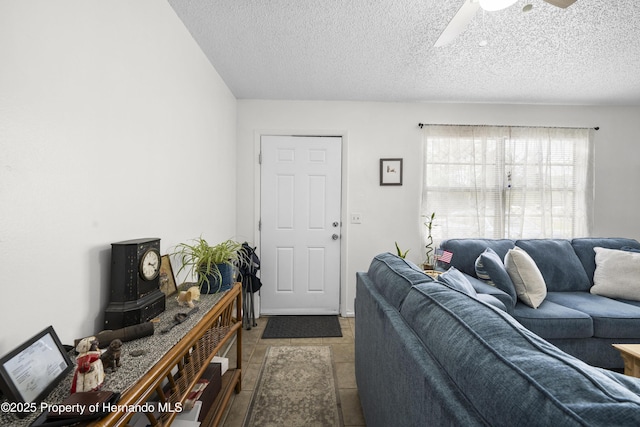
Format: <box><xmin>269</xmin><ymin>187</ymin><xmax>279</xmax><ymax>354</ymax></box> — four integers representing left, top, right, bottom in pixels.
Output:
<box><xmin>417</xmin><ymin>123</ymin><xmax>600</xmax><ymax>131</ymax></box>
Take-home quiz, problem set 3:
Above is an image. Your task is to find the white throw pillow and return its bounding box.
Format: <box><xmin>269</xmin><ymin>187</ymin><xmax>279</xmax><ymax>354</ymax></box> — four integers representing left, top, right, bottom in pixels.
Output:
<box><xmin>504</xmin><ymin>247</ymin><xmax>547</xmax><ymax>309</ymax></box>
<box><xmin>591</xmin><ymin>247</ymin><xmax>640</xmax><ymax>301</ymax></box>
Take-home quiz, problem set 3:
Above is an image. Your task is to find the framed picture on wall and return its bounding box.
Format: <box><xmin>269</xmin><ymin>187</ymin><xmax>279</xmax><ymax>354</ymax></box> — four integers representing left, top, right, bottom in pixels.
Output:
<box><xmin>159</xmin><ymin>255</ymin><xmax>178</xmax><ymax>296</ymax></box>
<box><xmin>380</xmin><ymin>158</ymin><xmax>403</xmax><ymax>186</ymax></box>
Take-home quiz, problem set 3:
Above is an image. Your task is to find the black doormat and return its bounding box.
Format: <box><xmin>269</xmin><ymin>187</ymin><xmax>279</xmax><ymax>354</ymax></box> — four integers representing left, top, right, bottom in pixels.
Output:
<box><xmin>262</xmin><ymin>315</ymin><xmax>343</xmax><ymax>339</ymax></box>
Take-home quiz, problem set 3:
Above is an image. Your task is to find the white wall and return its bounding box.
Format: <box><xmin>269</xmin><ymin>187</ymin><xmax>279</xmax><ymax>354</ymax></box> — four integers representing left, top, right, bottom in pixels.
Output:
<box><xmin>236</xmin><ymin>101</ymin><xmax>640</xmax><ymax>316</ymax></box>
<box><xmin>3</xmin><ymin>1</ymin><xmax>639</xmax><ymax>353</ymax></box>
<box><xmin>0</xmin><ymin>1</ymin><xmax>237</xmax><ymax>354</ymax></box>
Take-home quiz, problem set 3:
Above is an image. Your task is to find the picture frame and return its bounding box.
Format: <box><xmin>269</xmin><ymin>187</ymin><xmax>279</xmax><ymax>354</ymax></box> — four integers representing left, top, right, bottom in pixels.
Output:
<box><xmin>159</xmin><ymin>255</ymin><xmax>178</xmax><ymax>297</ymax></box>
<box><xmin>380</xmin><ymin>158</ymin><xmax>403</xmax><ymax>186</ymax></box>
<box><xmin>0</xmin><ymin>326</ymin><xmax>73</xmax><ymax>416</ymax></box>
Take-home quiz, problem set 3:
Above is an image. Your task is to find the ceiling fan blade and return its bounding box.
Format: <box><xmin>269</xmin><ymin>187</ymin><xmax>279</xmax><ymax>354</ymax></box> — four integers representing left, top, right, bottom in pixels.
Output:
<box><xmin>434</xmin><ymin>0</ymin><xmax>481</xmax><ymax>47</ymax></box>
<box><xmin>543</xmin><ymin>0</ymin><xmax>578</xmax><ymax>8</ymax></box>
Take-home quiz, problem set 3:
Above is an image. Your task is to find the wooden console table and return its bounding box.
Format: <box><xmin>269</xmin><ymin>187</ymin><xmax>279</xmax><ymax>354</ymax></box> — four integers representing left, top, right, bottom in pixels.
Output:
<box><xmin>91</xmin><ymin>282</ymin><xmax>242</xmax><ymax>427</ymax></box>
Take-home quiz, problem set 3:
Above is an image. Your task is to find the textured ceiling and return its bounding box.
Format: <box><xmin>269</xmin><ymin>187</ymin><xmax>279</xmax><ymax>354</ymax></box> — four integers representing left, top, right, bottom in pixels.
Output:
<box><xmin>168</xmin><ymin>0</ymin><xmax>640</xmax><ymax>105</ymax></box>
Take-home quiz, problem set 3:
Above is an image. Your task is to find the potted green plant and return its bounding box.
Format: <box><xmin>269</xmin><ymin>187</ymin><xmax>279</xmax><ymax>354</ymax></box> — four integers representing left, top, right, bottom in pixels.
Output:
<box><xmin>394</xmin><ymin>241</ymin><xmax>409</xmax><ymax>259</ymax></box>
<box><xmin>422</xmin><ymin>212</ymin><xmax>436</xmax><ymax>270</ymax></box>
<box><xmin>172</xmin><ymin>237</ymin><xmax>249</xmax><ymax>294</ymax></box>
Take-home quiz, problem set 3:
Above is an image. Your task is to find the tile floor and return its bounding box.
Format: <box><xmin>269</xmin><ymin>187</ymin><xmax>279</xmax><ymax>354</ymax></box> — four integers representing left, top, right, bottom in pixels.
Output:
<box><xmin>220</xmin><ymin>316</ymin><xmax>366</xmax><ymax>426</ymax></box>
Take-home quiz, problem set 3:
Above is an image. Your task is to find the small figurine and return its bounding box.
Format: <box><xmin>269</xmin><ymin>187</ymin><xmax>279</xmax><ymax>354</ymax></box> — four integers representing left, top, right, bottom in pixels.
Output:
<box><xmin>101</xmin><ymin>339</ymin><xmax>123</xmax><ymax>372</ymax></box>
<box><xmin>71</xmin><ymin>337</ymin><xmax>104</xmax><ymax>393</ymax></box>
<box><xmin>176</xmin><ymin>286</ymin><xmax>200</xmax><ymax>308</ymax></box>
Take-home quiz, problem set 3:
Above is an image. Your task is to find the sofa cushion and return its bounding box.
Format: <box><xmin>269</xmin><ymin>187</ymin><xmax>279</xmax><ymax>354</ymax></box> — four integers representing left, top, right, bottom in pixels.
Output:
<box><xmin>438</xmin><ymin>269</ymin><xmax>507</xmax><ymax>311</ymax></box>
<box><xmin>476</xmin><ymin>248</ymin><xmax>517</xmax><ymax>308</ymax></box>
<box><xmin>466</xmin><ymin>274</ymin><xmax>514</xmax><ymax>313</ymax></box>
<box><xmin>571</xmin><ymin>238</ymin><xmax>640</xmax><ymax>286</ymax></box>
<box><xmin>439</xmin><ymin>239</ymin><xmax>515</xmax><ymax>277</ymax></box>
<box><xmin>591</xmin><ymin>247</ymin><xmax>640</xmax><ymax>301</ymax></box>
<box><xmin>399</xmin><ymin>282</ymin><xmax>640</xmax><ymax>426</ymax></box>
<box><xmin>505</xmin><ymin>247</ymin><xmax>547</xmax><ymax>309</ymax></box>
<box><xmin>515</xmin><ymin>239</ymin><xmax>591</xmax><ymax>292</ymax></box>
<box><xmin>367</xmin><ymin>252</ymin><xmax>433</xmax><ymax>310</ymax></box>
<box><xmin>475</xmin><ymin>293</ymin><xmax>507</xmax><ymax>312</ymax></box>
<box><xmin>439</xmin><ymin>267</ymin><xmax>477</xmax><ymax>296</ymax></box>
<box><xmin>545</xmin><ymin>292</ymin><xmax>640</xmax><ymax>339</ymax></box>
<box><xmin>619</xmin><ymin>299</ymin><xmax>640</xmax><ymax>308</ymax></box>
<box><xmin>512</xmin><ymin>300</ymin><xmax>593</xmax><ymax>339</ymax></box>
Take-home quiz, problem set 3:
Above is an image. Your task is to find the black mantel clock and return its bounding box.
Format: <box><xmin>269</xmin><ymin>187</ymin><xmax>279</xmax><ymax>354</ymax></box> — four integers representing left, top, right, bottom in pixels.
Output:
<box><xmin>104</xmin><ymin>238</ymin><xmax>166</xmax><ymax>329</ymax></box>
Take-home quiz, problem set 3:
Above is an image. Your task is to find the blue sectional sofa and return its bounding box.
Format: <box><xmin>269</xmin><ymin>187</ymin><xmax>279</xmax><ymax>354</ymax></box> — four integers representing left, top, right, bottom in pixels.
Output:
<box><xmin>439</xmin><ymin>237</ymin><xmax>640</xmax><ymax>369</ymax></box>
<box><xmin>355</xmin><ymin>253</ymin><xmax>640</xmax><ymax>426</ymax></box>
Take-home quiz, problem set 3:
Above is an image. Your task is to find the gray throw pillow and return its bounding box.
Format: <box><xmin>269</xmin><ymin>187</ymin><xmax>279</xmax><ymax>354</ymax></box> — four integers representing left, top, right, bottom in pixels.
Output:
<box><xmin>477</xmin><ymin>248</ymin><xmax>518</xmax><ymax>308</ymax></box>
<box><xmin>439</xmin><ymin>267</ymin><xmax>478</xmax><ymax>297</ymax></box>
<box><xmin>475</xmin><ymin>248</ymin><xmax>495</xmax><ymax>284</ymax></box>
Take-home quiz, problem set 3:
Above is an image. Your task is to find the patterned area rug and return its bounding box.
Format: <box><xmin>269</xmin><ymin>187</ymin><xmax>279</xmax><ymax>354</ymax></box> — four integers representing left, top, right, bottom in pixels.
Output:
<box><xmin>262</xmin><ymin>315</ymin><xmax>343</xmax><ymax>339</ymax></box>
<box><xmin>243</xmin><ymin>346</ymin><xmax>344</xmax><ymax>426</ymax></box>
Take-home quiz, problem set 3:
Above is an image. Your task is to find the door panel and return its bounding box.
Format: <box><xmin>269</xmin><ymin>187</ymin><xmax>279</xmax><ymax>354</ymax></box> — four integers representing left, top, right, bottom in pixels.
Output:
<box><xmin>260</xmin><ymin>135</ymin><xmax>342</xmax><ymax>315</ymax></box>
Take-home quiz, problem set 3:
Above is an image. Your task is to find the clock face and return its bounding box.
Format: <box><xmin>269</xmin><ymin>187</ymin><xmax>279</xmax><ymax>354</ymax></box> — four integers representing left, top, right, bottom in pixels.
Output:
<box><xmin>140</xmin><ymin>249</ymin><xmax>160</xmax><ymax>281</ymax></box>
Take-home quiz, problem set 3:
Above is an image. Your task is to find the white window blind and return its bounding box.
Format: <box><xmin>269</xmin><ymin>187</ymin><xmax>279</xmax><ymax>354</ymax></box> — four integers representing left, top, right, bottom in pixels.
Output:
<box><xmin>421</xmin><ymin>125</ymin><xmax>594</xmax><ymax>241</ymax></box>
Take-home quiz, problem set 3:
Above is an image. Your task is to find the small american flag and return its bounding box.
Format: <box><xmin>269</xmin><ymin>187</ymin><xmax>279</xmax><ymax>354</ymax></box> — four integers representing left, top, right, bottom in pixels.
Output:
<box><xmin>436</xmin><ymin>249</ymin><xmax>453</xmax><ymax>264</ymax></box>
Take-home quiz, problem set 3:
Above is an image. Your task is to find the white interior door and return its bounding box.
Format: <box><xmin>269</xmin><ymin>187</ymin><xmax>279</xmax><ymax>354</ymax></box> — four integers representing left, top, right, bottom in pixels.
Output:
<box><xmin>260</xmin><ymin>135</ymin><xmax>342</xmax><ymax>315</ymax></box>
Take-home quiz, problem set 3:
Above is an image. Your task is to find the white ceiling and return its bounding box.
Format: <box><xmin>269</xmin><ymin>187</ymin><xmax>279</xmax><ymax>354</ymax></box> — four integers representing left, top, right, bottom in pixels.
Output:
<box><xmin>168</xmin><ymin>0</ymin><xmax>640</xmax><ymax>105</ymax></box>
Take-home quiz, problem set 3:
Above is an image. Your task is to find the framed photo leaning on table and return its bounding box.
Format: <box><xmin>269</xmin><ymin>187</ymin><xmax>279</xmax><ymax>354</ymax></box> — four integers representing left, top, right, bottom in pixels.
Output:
<box><xmin>159</xmin><ymin>255</ymin><xmax>178</xmax><ymax>297</ymax></box>
<box><xmin>0</xmin><ymin>326</ymin><xmax>73</xmax><ymax>417</ymax></box>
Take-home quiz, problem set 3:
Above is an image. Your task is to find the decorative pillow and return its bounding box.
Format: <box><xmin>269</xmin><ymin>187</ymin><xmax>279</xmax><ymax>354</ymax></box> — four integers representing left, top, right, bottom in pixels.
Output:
<box><xmin>504</xmin><ymin>247</ymin><xmax>547</xmax><ymax>309</ymax></box>
<box><xmin>475</xmin><ymin>248</ymin><xmax>494</xmax><ymax>284</ymax></box>
<box><xmin>591</xmin><ymin>247</ymin><xmax>640</xmax><ymax>301</ymax></box>
<box><xmin>476</xmin><ymin>248</ymin><xmax>517</xmax><ymax>308</ymax></box>
<box><xmin>439</xmin><ymin>267</ymin><xmax>478</xmax><ymax>297</ymax></box>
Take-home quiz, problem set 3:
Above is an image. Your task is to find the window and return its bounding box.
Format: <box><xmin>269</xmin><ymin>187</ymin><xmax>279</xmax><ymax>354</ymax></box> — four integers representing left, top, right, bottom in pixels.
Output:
<box><xmin>421</xmin><ymin>125</ymin><xmax>593</xmax><ymax>241</ymax></box>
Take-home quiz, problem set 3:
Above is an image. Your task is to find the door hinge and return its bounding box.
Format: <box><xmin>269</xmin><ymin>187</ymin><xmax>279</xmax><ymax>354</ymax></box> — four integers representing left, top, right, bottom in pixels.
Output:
<box><xmin>258</xmin><ymin>220</ymin><xmax>261</xmax><ymax>231</ymax></box>
<box><xmin>258</xmin><ymin>152</ymin><xmax>262</xmax><ymax>164</ymax></box>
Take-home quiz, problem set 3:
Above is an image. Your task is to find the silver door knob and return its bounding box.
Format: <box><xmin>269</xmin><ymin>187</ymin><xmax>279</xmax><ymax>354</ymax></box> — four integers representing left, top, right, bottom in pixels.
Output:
<box><xmin>332</xmin><ymin>234</ymin><xmax>339</xmax><ymax>240</ymax></box>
